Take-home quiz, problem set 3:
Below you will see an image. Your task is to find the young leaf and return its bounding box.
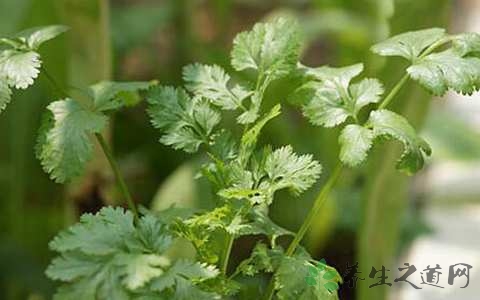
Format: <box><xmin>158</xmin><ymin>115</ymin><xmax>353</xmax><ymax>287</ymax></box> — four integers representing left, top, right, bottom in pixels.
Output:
<box><xmin>90</xmin><ymin>81</ymin><xmax>156</xmax><ymax>111</ymax></box>
<box><xmin>369</xmin><ymin>109</ymin><xmax>432</xmax><ymax>174</ymax></box>
<box><xmin>299</xmin><ymin>64</ymin><xmax>384</xmax><ymax>127</ymax></box>
<box><xmin>0</xmin><ymin>79</ymin><xmax>12</xmax><ymax>113</ymax></box>
<box><xmin>231</xmin><ymin>18</ymin><xmax>301</xmax><ymax>81</ymax></box>
<box><xmin>339</xmin><ymin>124</ymin><xmax>373</xmax><ymax>167</ymax></box>
<box><xmin>264</xmin><ymin>145</ymin><xmax>322</xmax><ymax>195</ymax></box>
<box><xmin>36</xmin><ymin>99</ymin><xmax>107</xmax><ymax>183</ymax></box>
<box><xmin>371</xmin><ymin>28</ymin><xmax>446</xmax><ymax>61</ymax></box>
<box><xmin>221</xmin><ymin>145</ymin><xmax>321</xmax><ymax>204</ymax></box>
<box><xmin>238</xmin><ymin>104</ymin><xmax>281</xmax><ymax>166</ymax></box>
<box><xmin>175</xmin><ymin>204</ymin><xmax>244</xmax><ymax>264</ymax></box>
<box><xmin>183</xmin><ymin>63</ymin><xmax>251</xmax><ymax>111</ymax></box>
<box><xmin>13</xmin><ymin>25</ymin><xmax>69</xmax><ymax>50</ymax></box>
<box><xmin>0</xmin><ymin>50</ymin><xmax>41</xmax><ymax>89</ymax></box>
<box><xmin>147</xmin><ymin>86</ymin><xmax>220</xmax><ymax>153</ymax></box>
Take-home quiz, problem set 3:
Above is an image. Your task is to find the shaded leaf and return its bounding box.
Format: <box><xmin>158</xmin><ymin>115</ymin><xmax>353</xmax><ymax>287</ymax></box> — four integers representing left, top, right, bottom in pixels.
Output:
<box><xmin>36</xmin><ymin>99</ymin><xmax>107</xmax><ymax>183</ymax></box>
<box><xmin>147</xmin><ymin>86</ymin><xmax>220</xmax><ymax>153</ymax></box>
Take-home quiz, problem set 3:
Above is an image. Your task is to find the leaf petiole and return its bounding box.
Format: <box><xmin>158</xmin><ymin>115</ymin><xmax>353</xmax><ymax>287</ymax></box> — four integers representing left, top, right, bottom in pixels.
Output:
<box><xmin>95</xmin><ymin>133</ymin><xmax>139</xmax><ymax>220</ymax></box>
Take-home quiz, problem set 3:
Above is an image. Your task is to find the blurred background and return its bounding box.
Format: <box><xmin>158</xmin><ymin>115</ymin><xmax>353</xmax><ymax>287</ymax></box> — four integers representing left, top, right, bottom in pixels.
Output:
<box><xmin>0</xmin><ymin>0</ymin><xmax>479</xmax><ymax>299</ymax></box>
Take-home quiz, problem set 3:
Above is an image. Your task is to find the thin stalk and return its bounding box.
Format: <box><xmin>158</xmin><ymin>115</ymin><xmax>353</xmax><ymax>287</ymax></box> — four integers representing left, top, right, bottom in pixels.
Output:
<box><xmin>95</xmin><ymin>133</ymin><xmax>139</xmax><ymax>219</ymax></box>
<box><xmin>41</xmin><ymin>66</ymin><xmax>68</xmax><ymax>98</ymax></box>
<box><xmin>220</xmin><ymin>233</ymin><xmax>234</xmax><ymax>275</ymax></box>
<box><xmin>420</xmin><ymin>36</ymin><xmax>452</xmax><ymax>58</ymax></box>
<box><xmin>263</xmin><ymin>163</ymin><xmax>343</xmax><ymax>300</ymax></box>
<box><xmin>286</xmin><ymin>163</ymin><xmax>343</xmax><ymax>255</ymax></box>
<box><xmin>378</xmin><ymin>73</ymin><xmax>409</xmax><ymax>109</ymax></box>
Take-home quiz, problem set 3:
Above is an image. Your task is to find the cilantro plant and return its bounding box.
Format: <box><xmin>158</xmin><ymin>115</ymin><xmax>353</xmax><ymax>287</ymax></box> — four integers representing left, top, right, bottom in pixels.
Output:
<box><xmin>2</xmin><ymin>18</ymin><xmax>479</xmax><ymax>300</ymax></box>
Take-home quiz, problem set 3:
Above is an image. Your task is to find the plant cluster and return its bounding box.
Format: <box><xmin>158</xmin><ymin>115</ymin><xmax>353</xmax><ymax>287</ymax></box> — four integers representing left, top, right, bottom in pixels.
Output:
<box><xmin>1</xmin><ymin>17</ymin><xmax>479</xmax><ymax>300</ymax></box>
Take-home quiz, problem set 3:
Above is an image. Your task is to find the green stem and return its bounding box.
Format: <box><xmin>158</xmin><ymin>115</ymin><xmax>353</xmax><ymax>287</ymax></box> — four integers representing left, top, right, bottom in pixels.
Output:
<box><xmin>378</xmin><ymin>73</ymin><xmax>409</xmax><ymax>109</ymax></box>
<box><xmin>95</xmin><ymin>133</ymin><xmax>139</xmax><ymax>219</ymax></box>
<box><xmin>41</xmin><ymin>66</ymin><xmax>68</xmax><ymax>98</ymax></box>
<box><xmin>263</xmin><ymin>163</ymin><xmax>343</xmax><ymax>300</ymax></box>
<box><xmin>220</xmin><ymin>233</ymin><xmax>234</xmax><ymax>275</ymax></box>
<box><xmin>419</xmin><ymin>36</ymin><xmax>452</xmax><ymax>58</ymax></box>
<box><xmin>286</xmin><ymin>163</ymin><xmax>343</xmax><ymax>255</ymax></box>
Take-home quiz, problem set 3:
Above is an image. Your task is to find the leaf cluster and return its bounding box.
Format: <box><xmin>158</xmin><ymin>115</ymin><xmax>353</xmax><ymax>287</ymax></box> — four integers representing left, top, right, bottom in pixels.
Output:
<box><xmin>0</xmin><ymin>26</ymin><xmax>68</xmax><ymax>113</ymax></box>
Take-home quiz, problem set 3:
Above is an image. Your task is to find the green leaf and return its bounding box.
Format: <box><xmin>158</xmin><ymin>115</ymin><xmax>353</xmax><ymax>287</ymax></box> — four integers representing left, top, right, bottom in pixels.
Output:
<box><xmin>175</xmin><ymin>204</ymin><xmax>244</xmax><ymax>264</ymax></box>
<box><xmin>0</xmin><ymin>79</ymin><xmax>12</xmax><ymax>113</ymax></box>
<box><xmin>452</xmin><ymin>32</ymin><xmax>480</xmax><ymax>55</ymax></box>
<box><xmin>220</xmin><ymin>145</ymin><xmax>321</xmax><ymax>204</ymax></box>
<box><xmin>374</xmin><ymin>30</ymin><xmax>480</xmax><ymax>95</ymax></box>
<box><xmin>147</xmin><ymin>86</ymin><xmax>220</xmax><ymax>153</ymax></box>
<box><xmin>302</xmin><ymin>88</ymin><xmax>350</xmax><ymax>127</ymax></box>
<box><xmin>36</xmin><ymin>99</ymin><xmax>107</xmax><ymax>183</ymax></box>
<box><xmin>46</xmin><ymin>207</ymin><xmax>179</xmax><ymax>299</ymax></box>
<box><xmin>90</xmin><ymin>81</ymin><xmax>157</xmax><ymax>111</ymax></box>
<box><xmin>231</xmin><ymin>17</ymin><xmax>301</xmax><ymax>81</ymax></box>
<box><xmin>407</xmin><ymin>49</ymin><xmax>480</xmax><ymax>96</ymax></box>
<box><xmin>264</xmin><ymin>145</ymin><xmax>322</xmax><ymax>195</ymax></box>
<box><xmin>300</xmin><ymin>63</ymin><xmax>363</xmax><ymax>85</ymax></box>
<box><xmin>117</xmin><ymin>253</ymin><xmax>170</xmax><ymax>290</ymax></box>
<box><xmin>0</xmin><ymin>50</ymin><xmax>41</xmax><ymax>89</ymax></box>
<box><xmin>339</xmin><ymin>125</ymin><xmax>373</xmax><ymax>167</ymax></box>
<box><xmin>350</xmin><ymin>78</ymin><xmax>384</xmax><ymax>113</ymax></box>
<box><xmin>183</xmin><ymin>63</ymin><xmax>251</xmax><ymax>110</ymax></box>
<box><xmin>299</xmin><ymin>63</ymin><xmax>384</xmax><ymax>127</ymax></box>
<box><xmin>210</xmin><ymin>129</ymin><xmax>237</xmax><ymax>162</ymax></box>
<box><xmin>13</xmin><ymin>25</ymin><xmax>69</xmax><ymax>50</ymax></box>
<box><xmin>368</xmin><ymin>109</ymin><xmax>432</xmax><ymax>174</ymax></box>
<box><xmin>371</xmin><ymin>28</ymin><xmax>446</xmax><ymax>61</ymax></box>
